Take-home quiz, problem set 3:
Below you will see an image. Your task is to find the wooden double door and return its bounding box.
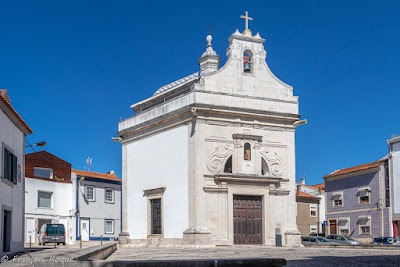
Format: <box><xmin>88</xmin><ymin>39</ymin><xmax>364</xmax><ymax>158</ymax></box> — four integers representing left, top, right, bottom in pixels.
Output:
<box><xmin>233</xmin><ymin>195</ymin><xmax>263</xmax><ymax>244</ymax></box>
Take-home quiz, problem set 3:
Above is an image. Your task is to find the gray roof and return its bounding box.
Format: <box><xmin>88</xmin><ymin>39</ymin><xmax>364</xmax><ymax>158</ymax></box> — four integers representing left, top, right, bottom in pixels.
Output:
<box><xmin>153</xmin><ymin>72</ymin><xmax>199</xmax><ymax>96</ymax></box>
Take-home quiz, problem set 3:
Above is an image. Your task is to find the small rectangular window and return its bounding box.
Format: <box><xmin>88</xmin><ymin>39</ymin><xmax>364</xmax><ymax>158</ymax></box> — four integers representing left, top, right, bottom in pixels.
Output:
<box><xmin>310</xmin><ymin>204</ymin><xmax>317</xmax><ymax>217</ymax></box>
<box><xmin>359</xmin><ymin>217</ymin><xmax>371</xmax><ymax>235</ymax></box>
<box><xmin>358</xmin><ymin>188</ymin><xmax>370</xmax><ymax>204</ymax></box>
<box><xmin>34</xmin><ymin>167</ymin><xmax>53</xmax><ymax>179</ymax></box>
<box><xmin>338</xmin><ymin>219</ymin><xmax>349</xmax><ymax>235</ymax></box>
<box><xmin>3</xmin><ymin>147</ymin><xmax>17</xmax><ymax>184</ymax></box>
<box><xmin>85</xmin><ymin>186</ymin><xmax>95</xmax><ymax>201</ymax></box>
<box><xmin>105</xmin><ymin>188</ymin><xmax>114</xmax><ymax>203</ymax></box>
<box><xmin>332</xmin><ymin>193</ymin><xmax>343</xmax><ymax>207</ymax></box>
<box><xmin>310</xmin><ymin>225</ymin><xmax>317</xmax><ymax>234</ymax></box>
<box><xmin>38</xmin><ymin>191</ymin><xmax>52</xmax><ymax>208</ymax></box>
<box><xmin>150</xmin><ymin>198</ymin><xmax>162</xmax><ymax>235</ymax></box>
<box><xmin>105</xmin><ymin>220</ymin><xmax>114</xmax><ymax>234</ymax></box>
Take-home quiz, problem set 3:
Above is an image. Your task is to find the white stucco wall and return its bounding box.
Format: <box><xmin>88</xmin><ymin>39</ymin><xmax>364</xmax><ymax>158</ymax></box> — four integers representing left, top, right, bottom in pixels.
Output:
<box><xmin>125</xmin><ymin>125</ymin><xmax>189</xmax><ymax>239</ymax></box>
<box><xmin>24</xmin><ymin>178</ymin><xmax>75</xmax><ymax>244</ymax></box>
<box><xmin>0</xmin><ymin>108</ymin><xmax>26</xmax><ymax>255</ymax></box>
<box><xmin>390</xmin><ymin>141</ymin><xmax>400</xmax><ymax>216</ymax></box>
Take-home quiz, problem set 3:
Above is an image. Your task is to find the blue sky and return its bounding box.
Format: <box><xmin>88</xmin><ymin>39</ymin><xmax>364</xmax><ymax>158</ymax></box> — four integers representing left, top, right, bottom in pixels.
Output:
<box><xmin>1</xmin><ymin>0</ymin><xmax>399</xmax><ymax>185</ymax></box>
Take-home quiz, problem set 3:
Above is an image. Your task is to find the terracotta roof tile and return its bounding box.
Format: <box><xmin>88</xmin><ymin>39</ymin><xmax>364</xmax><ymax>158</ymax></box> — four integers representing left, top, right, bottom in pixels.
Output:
<box><xmin>72</xmin><ymin>169</ymin><xmax>120</xmax><ymax>182</ymax></box>
<box><xmin>324</xmin><ymin>159</ymin><xmax>385</xmax><ymax>179</ymax></box>
<box><xmin>296</xmin><ymin>191</ymin><xmax>317</xmax><ymax>198</ymax></box>
<box><xmin>0</xmin><ymin>89</ymin><xmax>33</xmax><ymax>134</ymax></box>
<box><xmin>307</xmin><ymin>183</ymin><xmax>325</xmax><ymax>191</ymax></box>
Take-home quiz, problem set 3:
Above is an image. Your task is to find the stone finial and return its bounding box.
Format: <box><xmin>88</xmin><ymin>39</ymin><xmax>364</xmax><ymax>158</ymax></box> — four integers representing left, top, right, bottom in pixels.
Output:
<box><xmin>202</xmin><ymin>35</ymin><xmax>217</xmax><ymax>57</ymax></box>
<box><xmin>199</xmin><ymin>34</ymin><xmax>219</xmax><ymax>74</ymax></box>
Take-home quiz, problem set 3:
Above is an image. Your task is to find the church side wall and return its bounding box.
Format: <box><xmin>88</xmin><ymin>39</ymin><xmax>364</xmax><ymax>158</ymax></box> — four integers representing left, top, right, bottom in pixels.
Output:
<box><xmin>125</xmin><ymin>125</ymin><xmax>189</xmax><ymax>240</ymax></box>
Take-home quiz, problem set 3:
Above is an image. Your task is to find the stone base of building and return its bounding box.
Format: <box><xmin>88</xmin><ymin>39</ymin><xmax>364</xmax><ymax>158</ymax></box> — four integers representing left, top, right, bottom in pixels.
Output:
<box><xmin>285</xmin><ymin>229</ymin><xmax>302</xmax><ymax>247</ymax></box>
<box><xmin>118</xmin><ymin>232</ymin><xmax>131</xmax><ymax>245</ymax></box>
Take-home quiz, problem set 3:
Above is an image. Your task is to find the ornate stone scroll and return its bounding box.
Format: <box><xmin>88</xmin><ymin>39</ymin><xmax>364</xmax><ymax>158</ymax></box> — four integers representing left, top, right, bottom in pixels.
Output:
<box><xmin>206</xmin><ymin>144</ymin><xmax>233</xmax><ymax>174</ymax></box>
<box><xmin>260</xmin><ymin>149</ymin><xmax>284</xmax><ymax>177</ymax></box>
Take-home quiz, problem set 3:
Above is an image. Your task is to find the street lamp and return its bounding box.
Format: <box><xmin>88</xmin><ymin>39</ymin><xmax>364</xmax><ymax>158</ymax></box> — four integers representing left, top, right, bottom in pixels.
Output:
<box><xmin>25</xmin><ymin>140</ymin><xmax>47</xmax><ymax>152</ymax></box>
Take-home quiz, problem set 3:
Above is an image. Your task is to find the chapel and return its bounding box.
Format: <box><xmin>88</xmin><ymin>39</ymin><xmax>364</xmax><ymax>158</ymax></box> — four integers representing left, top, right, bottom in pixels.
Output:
<box><xmin>118</xmin><ymin>12</ymin><xmax>304</xmax><ymax>246</ymax></box>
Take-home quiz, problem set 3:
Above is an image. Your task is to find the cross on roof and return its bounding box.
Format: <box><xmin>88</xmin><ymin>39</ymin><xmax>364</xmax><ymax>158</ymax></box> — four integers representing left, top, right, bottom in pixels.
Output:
<box><xmin>240</xmin><ymin>11</ymin><xmax>253</xmax><ymax>31</ymax></box>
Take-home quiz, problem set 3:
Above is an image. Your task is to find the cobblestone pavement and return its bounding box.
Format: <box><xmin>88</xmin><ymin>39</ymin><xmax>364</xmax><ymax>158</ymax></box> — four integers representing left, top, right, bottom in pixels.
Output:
<box><xmin>108</xmin><ymin>246</ymin><xmax>400</xmax><ymax>266</ymax></box>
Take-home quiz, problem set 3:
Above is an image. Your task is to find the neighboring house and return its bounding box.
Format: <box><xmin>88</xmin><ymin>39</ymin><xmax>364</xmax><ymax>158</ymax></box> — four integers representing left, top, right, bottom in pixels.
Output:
<box><xmin>25</xmin><ymin>151</ymin><xmax>75</xmax><ymax>245</ymax></box>
<box><xmin>297</xmin><ymin>179</ymin><xmax>326</xmax><ymax>235</ymax></box>
<box><xmin>296</xmin><ymin>190</ymin><xmax>320</xmax><ymax>236</ymax></box>
<box><xmin>118</xmin><ymin>12</ymin><xmax>304</xmax><ymax>246</ymax></box>
<box><xmin>324</xmin><ymin>158</ymin><xmax>391</xmax><ymax>243</ymax></box>
<box><xmin>0</xmin><ymin>89</ymin><xmax>33</xmax><ymax>256</ymax></box>
<box><xmin>73</xmin><ymin>169</ymin><xmax>121</xmax><ymax>241</ymax></box>
<box><xmin>387</xmin><ymin>136</ymin><xmax>400</xmax><ymax>238</ymax></box>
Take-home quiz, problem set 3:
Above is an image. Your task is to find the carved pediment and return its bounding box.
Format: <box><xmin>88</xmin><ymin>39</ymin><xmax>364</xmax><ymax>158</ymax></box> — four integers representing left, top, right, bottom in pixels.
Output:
<box><xmin>206</xmin><ymin>144</ymin><xmax>233</xmax><ymax>173</ymax></box>
<box><xmin>260</xmin><ymin>149</ymin><xmax>284</xmax><ymax>177</ymax></box>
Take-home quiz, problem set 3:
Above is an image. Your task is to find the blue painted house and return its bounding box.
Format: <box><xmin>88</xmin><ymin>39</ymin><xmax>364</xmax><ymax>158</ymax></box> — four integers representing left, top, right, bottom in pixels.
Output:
<box><xmin>73</xmin><ymin>169</ymin><xmax>121</xmax><ymax>241</ymax></box>
<box><xmin>324</xmin><ymin>158</ymin><xmax>392</xmax><ymax>243</ymax></box>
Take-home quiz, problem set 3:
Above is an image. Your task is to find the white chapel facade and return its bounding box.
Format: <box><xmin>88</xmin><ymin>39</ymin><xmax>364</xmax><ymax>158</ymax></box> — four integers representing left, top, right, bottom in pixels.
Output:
<box><xmin>118</xmin><ymin>13</ymin><xmax>303</xmax><ymax>246</ymax></box>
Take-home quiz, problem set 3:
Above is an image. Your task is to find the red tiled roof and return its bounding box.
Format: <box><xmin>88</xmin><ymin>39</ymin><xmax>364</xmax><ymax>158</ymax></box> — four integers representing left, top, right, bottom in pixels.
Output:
<box><xmin>307</xmin><ymin>183</ymin><xmax>325</xmax><ymax>192</ymax></box>
<box><xmin>0</xmin><ymin>89</ymin><xmax>33</xmax><ymax>134</ymax></box>
<box><xmin>296</xmin><ymin>191</ymin><xmax>317</xmax><ymax>198</ymax></box>
<box><xmin>72</xmin><ymin>169</ymin><xmax>120</xmax><ymax>182</ymax></box>
<box><xmin>324</xmin><ymin>160</ymin><xmax>384</xmax><ymax>179</ymax></box>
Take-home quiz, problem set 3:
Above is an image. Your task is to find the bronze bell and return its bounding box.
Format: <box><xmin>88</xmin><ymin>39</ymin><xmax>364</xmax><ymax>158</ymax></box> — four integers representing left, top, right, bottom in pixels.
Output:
<box><xmin>244</xmin><ymin>63</ymin><xmax>251</xmax><ymax>73</ymax></box>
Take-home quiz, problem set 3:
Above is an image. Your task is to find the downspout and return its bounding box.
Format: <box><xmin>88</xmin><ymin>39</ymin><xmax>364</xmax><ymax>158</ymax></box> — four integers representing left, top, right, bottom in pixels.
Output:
<box><xmin>75</xmin><ymin>175</ymin><xmax>79</xmax><ymax>241</ymax></box>
<box><xmin>379</xmin><ymin>164</ymin><xmax>384</xmax><ymax>237</ymax></box>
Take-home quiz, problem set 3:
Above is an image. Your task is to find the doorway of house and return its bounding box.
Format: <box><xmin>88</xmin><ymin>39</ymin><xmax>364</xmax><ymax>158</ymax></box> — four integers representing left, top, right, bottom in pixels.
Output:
<box><xmin>329</xmin><ymin>220</ymin><xmax>337</xmax><ymax>235</ymax></box>
<box><xmin>233</xmin><ymin>195</ymin><xmax>263</xmax><ymax>244</ymax></box>
<box><xmin>80</xmin><ymin>218</ymin><xmax>90</xmax><ymax>241</ymax></box>
<box><xmin>3</xmin><ymin>210</ymin><xmax>11</xmax><ymax>252</ymax></box>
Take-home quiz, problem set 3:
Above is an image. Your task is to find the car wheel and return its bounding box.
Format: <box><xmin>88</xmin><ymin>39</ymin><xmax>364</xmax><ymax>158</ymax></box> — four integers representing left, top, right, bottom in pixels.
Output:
<box><xmin>57</xmin><ymin>243</ymin><xmax>60</xmax><ymax>245</ymax></box>
<box><xmin>62</xmin><ymin>242</ymin><xmax>66</xmax><ymax>245</ymax></box>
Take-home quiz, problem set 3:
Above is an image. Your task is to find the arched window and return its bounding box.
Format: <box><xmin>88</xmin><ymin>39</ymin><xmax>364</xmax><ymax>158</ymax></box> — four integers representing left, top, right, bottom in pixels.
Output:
<box><xmin>244</xmin><ymin>143</ymin><xmax>251</xmax><ymax>161</ymax></box>
<box><xmin>243</xmin><ymin>50</ymin><xmax>253</xmax><ymax>73</ymax></box>
<box><xmin>224</xmin><ymin>156</ymin><xmax>232</xmax><ymax>173</ymax></box>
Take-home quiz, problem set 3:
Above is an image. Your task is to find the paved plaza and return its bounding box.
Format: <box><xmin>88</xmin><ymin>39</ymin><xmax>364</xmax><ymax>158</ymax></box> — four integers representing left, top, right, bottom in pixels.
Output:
<box><xmin>109</xmin><ymin>246</ymin><xmax>400</xmax><ymax>267</ymax></box>
<box><xmin>1</xmin><ymin>244</ymin><xmax>400</xmax><ymax>266</ymax></box>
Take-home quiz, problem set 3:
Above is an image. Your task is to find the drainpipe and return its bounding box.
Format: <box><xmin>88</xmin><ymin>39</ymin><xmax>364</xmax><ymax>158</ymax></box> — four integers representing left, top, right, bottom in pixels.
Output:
<box><xmin>379</xmin><ymin>164</ymin><xmax>384</xmax><ymax>237</ymax></box>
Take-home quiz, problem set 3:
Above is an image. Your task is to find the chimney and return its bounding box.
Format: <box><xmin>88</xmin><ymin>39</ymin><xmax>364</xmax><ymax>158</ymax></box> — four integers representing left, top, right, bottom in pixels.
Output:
<box><xmin>107</xmin><ymin>170</ymin><xmax>115</xmax><ymax>175</ymax></box>
<box><xmin>296</xmin><ymin>185</ymin><xmax>301</xmax><ymax>196</ymax></box>
<box><xmin>300</xmin><ymin>178</ymin><xmax>305</xmax><ymax>185</ymax></box>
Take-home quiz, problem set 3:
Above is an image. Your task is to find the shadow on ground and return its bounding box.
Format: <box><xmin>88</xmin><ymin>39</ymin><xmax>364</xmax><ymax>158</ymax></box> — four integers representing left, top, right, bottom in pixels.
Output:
<box><xmin>287</xmin><ymin>255</ymin><xmax>400</xmax><ymax>267</ymax></box>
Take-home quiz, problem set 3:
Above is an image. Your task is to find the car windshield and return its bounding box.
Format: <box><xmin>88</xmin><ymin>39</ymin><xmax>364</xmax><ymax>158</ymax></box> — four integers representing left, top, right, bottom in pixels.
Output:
<box><xmin>344</xmin><ymin>236</ymin><xmax>355</xmax><ymax>241</ymax></box>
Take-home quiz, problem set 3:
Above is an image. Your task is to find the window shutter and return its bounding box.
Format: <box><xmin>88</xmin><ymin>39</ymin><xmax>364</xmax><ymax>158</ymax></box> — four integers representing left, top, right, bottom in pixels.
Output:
<box><xmin>12</xmin><ymin>155</ymin><xmax>17</xmax><ymax>184</ymax></box>
<box><xmin>3</xmin><ymin>148</ymin><xmax>7</xmax><ymax>179</ymax></box>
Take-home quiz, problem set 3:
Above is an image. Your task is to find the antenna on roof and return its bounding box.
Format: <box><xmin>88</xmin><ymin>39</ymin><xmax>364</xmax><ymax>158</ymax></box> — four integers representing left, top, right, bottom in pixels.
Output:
<box><xmin>86</xmin><ymin>157</ymin><xmax>92</xmax><ymax>171</ymax></box>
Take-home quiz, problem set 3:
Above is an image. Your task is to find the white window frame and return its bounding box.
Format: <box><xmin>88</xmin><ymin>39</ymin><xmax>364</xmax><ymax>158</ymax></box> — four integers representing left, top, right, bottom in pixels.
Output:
<box><xmin>310</xmin><ymin>225</ymin><xmax>318</xmax><ymax>234</ymax></box>
<box><xmin>33</xmin><ymin>167</ymin><xmax>53</xmax><ymax>179</ymax></box>
<box><xmin>104</xmin><ymin>219</ymin><xmax>114</xmax><ymax>234</ymax></box>
<box><xmin>338</xmin><ymin>217</ymin><xmax>350</xmax><ymax>235</ymax></box>
<box><xmin>37</xmin><ymin>190</ymin><xmax>53</xmax><ymax>209</ymax></box>
<box><xmin>332</xmin><ymin>192</ymin><xmax>343</xmax><ymax>207</ymax></box>
<box><xmin>310</xmin><ymin>204</ymin><xmax>317</xmax><ymax>217</ymax></box>
<box><xmin>358</xmin><ymin>216</ymin><xmax>371</xmax><ymax>235</ymax></box>
<box><xmin>85</xmin><ymin>185</ymin><xmax>96</xmax><ymax>202</ymax></box>
<box><xmin>358</xmin><ymin>187</ymin><xmax>371</xmax><ymax>205</ymax></box>
<box><xmin>104</xmin><ymin>188</ymin><xmax>115</xmax><ymax>204</ymax></box>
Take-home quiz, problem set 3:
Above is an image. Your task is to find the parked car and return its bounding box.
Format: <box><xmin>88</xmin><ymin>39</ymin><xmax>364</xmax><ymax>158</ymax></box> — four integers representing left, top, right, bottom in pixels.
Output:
<box><xmin>301</xmin><ymin>236</ymin><xmax>338</xmax><ymax>245</ymax></box>
<box><xmin>325</xmin><ymin>234</ymin><xmax>361</xmax><ymax>245</ymax></box>
<box><xmin>38</xmin><ymin>223</ymin><xmax>66</xmax><ymax>245</ymax></box>
<box><xmin>309</xmin><ymin>233</ymin><xmax>326</xmax><ymax>237</ymax></box>
<box><xmin>371</xmin><ymin>237</ymin><xmax>400</xmax><ymax>245</ymax></box>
